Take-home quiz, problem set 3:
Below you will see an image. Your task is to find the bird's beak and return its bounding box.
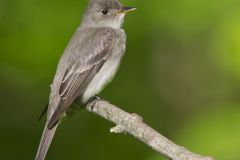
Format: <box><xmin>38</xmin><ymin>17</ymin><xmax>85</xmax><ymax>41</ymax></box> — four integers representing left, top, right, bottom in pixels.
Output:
<box><xmin>117</xmin><ymin>7</ymin><xmax>136</xmax><ymax>15</ymax></box>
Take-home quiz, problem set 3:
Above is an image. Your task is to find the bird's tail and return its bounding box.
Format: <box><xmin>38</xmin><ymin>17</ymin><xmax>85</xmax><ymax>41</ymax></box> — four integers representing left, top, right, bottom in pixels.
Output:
<box><xmin>35</xmin><ymin>122</ymin><xmax>58</xmax><ymax>160</ymax></box>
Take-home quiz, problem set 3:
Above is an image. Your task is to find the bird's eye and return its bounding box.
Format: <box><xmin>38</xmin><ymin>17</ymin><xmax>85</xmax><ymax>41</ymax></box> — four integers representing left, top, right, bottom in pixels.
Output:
<box><xmin>101</xmin><ymin>9</ymin><xmax>109</xmax><ymax>15</ymax></box>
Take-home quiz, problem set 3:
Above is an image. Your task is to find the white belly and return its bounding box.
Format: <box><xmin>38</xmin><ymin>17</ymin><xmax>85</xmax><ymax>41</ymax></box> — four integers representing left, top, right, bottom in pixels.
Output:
<box><xmin>82</xmin><ymin>54</ymin><xmax>123</xmax><ymax>102</ymax></box>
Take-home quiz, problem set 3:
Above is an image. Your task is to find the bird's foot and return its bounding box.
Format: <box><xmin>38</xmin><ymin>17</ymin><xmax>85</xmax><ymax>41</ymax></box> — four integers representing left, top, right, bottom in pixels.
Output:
<box><xmin>86</xmin><ymin>96</ymin><xmax>102</xmax><ymax>111</ymax></box>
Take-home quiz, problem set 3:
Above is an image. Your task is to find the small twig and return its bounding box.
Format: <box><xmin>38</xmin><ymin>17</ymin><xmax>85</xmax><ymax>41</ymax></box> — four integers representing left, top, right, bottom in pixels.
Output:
<box><xmin>83</xmin><ymin>98</ymin><xmax>214</xmax><ymax>160</ymax></box>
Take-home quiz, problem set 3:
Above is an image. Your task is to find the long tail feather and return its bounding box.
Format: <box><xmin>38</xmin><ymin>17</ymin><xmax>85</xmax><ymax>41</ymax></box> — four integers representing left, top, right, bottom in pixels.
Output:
<box><xmin>35</xmin><ymin>122</ymin><xmax>58</xmax><ymax>160</ymax></box>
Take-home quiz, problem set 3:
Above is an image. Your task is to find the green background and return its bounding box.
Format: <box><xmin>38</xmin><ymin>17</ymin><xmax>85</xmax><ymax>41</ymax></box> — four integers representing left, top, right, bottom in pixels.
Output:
<box><xmin>1</xmin><ymin>0</ymin><xmax>240</xmax><ymax>159</ymax></box>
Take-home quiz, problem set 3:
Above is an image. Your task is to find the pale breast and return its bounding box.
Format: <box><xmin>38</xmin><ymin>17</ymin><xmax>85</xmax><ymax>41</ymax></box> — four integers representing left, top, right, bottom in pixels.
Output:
<box><xmin>82</xmin><ymin>29</ymin><xmax>126</xmax><ymax>102</ymax></box>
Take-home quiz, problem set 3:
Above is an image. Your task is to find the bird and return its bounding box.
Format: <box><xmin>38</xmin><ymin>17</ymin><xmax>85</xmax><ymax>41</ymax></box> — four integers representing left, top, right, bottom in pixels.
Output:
<box><xmin>34</xmin><ymin>0</ymin><xmax>136</xmax><ymax>159</ymax></box>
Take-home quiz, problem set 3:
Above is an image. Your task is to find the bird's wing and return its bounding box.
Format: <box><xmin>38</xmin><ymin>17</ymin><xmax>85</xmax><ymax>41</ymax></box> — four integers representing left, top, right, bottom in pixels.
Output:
<box><xmin>47</xmin><ymin>28</ymin><xmax>115</xmax><ymax>129</ymax></box>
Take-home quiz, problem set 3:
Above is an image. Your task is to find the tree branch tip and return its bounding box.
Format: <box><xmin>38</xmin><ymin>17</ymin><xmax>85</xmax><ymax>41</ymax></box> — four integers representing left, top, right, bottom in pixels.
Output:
<box><xmin>110</xmin><ymin>125</ymin><xmax>126</xmax><ymax>134</ymax></box>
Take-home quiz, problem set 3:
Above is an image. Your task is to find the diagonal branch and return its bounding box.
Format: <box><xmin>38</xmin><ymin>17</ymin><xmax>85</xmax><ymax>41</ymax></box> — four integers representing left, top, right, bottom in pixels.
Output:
<box><xmin>83</xmin><ymin>97</ymin><xmax>214</xmax><ymax>160</ymax></box>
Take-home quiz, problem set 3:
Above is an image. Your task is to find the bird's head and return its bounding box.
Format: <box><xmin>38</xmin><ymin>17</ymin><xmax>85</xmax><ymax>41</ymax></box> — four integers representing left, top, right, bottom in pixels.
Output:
<box><xmin>81</xmin><ymin>0</ymin><xmax>136</xmax><ymax>29</ymax></box>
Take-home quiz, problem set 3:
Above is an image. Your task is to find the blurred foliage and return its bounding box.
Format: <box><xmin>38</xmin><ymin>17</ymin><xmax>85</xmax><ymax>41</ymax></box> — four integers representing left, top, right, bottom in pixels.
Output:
<box><xmin>0</xmin><ymin>0</ymin><xmax>240</xmax><ymax>159</ymax></box>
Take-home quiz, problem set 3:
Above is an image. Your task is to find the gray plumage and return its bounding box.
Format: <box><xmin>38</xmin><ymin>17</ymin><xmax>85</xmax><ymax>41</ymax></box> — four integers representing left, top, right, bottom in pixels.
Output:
<box><xmin>35</xmin><ymin>0</ymin><xmax>135</xmax><ymax>159</ymax></box>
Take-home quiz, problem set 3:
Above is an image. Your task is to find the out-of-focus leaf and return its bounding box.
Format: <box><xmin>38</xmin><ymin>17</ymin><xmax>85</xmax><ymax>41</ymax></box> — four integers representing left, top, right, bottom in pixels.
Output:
<box><xmin>210</xmin><ymin>8</ymin><xmax>240</xmax><ymax>79</ymax></box>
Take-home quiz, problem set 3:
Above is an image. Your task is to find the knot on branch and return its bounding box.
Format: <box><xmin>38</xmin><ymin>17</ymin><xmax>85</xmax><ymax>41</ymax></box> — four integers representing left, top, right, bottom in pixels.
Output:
<box><xmin>131</xmin><ymin>113</ymin><xmax>143</xmax><ymax>122</ymax></box>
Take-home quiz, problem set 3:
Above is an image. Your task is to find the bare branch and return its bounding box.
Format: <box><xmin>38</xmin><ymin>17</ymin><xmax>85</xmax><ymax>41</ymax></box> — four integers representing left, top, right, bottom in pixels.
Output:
<box><xmin>84</xmin><ymin>98</ymin><xmax>214</xmax><ymax>160</ymax></box>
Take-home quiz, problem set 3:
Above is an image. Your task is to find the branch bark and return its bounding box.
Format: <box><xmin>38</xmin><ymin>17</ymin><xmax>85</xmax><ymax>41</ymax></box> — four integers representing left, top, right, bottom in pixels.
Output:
<box><xmin>83</xmin><ymin>98</ymin><xmax>214</xmax><ymax>160</ymax></box>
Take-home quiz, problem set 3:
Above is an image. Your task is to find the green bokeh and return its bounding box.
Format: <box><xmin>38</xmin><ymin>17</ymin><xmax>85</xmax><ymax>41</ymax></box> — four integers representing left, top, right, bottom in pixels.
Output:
<box><xmin>0</xmin><ymin>0</ymin><xmax>240</xmax><ymax>159</ymax></box>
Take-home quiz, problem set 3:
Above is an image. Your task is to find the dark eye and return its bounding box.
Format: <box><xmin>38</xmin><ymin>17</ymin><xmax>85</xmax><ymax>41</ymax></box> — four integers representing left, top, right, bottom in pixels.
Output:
<box><xmin>101</xmin><ymin>9</ymin><xmax>109</xmax><ymax>15</ymax></box>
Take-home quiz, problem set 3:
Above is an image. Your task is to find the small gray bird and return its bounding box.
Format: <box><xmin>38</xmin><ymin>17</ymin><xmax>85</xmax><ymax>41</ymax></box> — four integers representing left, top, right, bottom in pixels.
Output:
<box><xmin>35</xmin><ymin>0</ymin><xmax>135</xmax><ymax>159</ymax></box>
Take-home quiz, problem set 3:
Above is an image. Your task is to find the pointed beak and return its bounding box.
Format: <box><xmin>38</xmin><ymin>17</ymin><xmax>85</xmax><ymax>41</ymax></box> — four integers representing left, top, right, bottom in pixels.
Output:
<box><xmin>117</xmin><ymin>7</ymin><xmax>136</xmax><ymax>14</ymax></box>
